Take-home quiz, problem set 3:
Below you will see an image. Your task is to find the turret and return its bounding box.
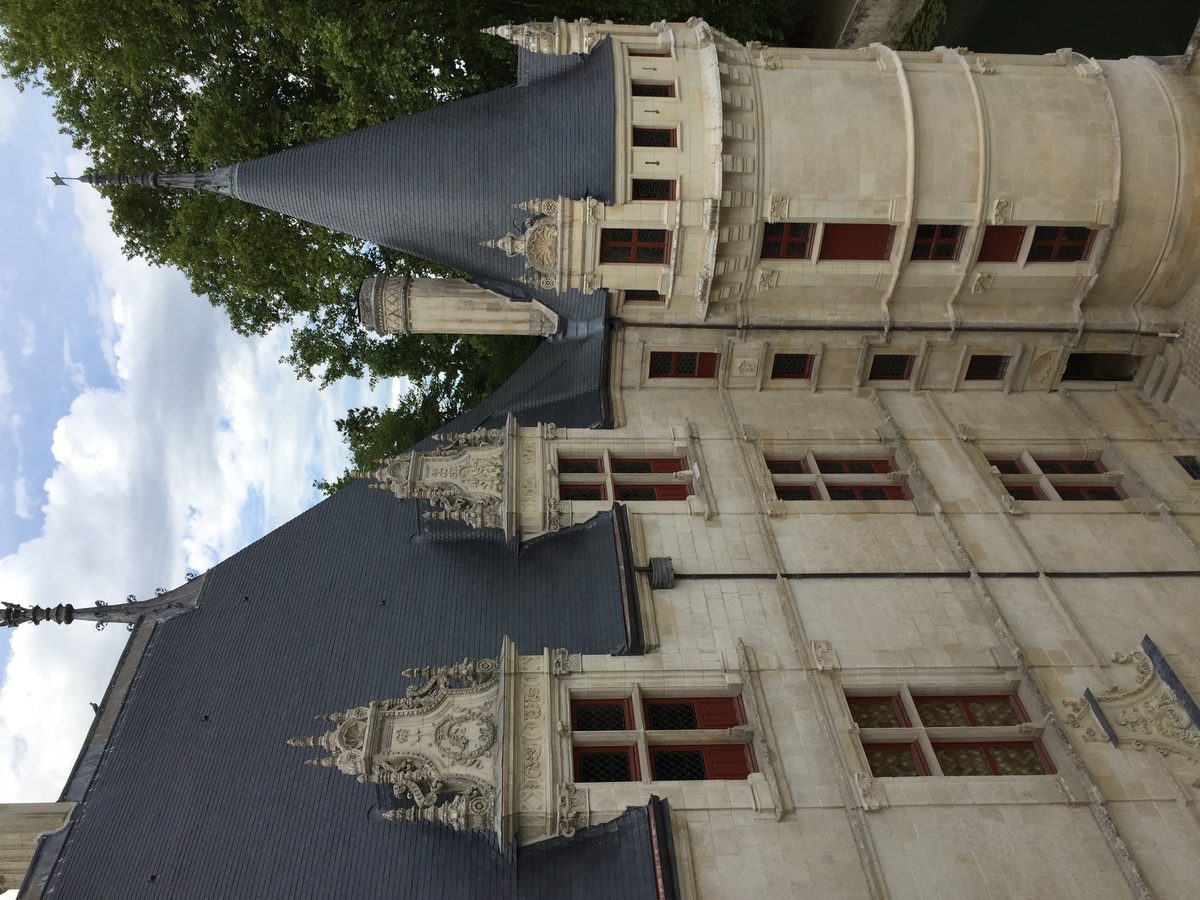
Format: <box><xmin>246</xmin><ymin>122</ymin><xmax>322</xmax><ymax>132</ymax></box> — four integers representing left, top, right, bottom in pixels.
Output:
<box><xmin>358</xmin><ymin>276</ymin><xmax>559</xmax><ymax>337</ymax></box>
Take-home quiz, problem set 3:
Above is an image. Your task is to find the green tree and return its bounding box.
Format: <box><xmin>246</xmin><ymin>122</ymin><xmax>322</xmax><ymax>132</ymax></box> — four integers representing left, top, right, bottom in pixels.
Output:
<box><xmin>1</xmin><ymin>0</ymin><xmax>806</xmax><ymax>477</ymax></box>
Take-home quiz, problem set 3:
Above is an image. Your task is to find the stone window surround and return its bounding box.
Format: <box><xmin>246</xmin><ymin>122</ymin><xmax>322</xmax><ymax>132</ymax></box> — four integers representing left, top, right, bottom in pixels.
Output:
<box><xmin>949</xmin><ymin>343</ymin><xmax>1025</xmax><ymax>393</ymax></box>
<box><xmin>550</xmin><ymin>427</ymin><xmax>714</xmax><ymax>522</ymax></box>
<box><xmin>552</xmin><ymin>654</ymin><xmax>779</xmax><ymax>817</ymax></box>
<box><xmin>637</xmin><ymin>343</ymin><xmax>724</xmax><ymax>388</ymax></box>
<box><xmin>834</xmin><ymin>669</ymin><xmax>1077</xmax><ymax>810</ymax></box>
<box><xmin>980</xmin><ymin>445</ymin><xmax>1137</xmax><ymax>508</ymax></box>
<box><xmin>843</xmin><ymin>682</ymin><xmax>1054</xmax><ymax>778</ymax></box>
<box><xmin>765</xmin><ymin>452</ymin><xmax>911</xmax><ymax>503</ymax></box>
<box><xmin>752</xmin><ymin>440</ymin><xmax>914</xmax><ymax>516</ymax></box>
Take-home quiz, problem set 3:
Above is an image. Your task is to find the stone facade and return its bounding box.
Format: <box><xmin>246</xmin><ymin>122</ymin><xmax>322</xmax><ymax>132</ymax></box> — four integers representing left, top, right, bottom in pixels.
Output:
<box><xmin>471</xmin><ymin>20</ymin><xmax>1200</xmax><ymax>898</ymax></box>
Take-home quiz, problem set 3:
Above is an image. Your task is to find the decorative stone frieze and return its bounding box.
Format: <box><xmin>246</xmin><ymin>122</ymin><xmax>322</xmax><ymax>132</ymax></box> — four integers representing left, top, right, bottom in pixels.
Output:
<box><xmin>1062</xmin><ymin>637</ymin><xmax>1200</xmax><ymax>771</ymax></box>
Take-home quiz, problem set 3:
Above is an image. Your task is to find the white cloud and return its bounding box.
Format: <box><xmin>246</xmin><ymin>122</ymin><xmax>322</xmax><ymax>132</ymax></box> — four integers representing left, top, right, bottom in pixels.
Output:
<box><xmin>0</xmin><ymin>163</ymin><xmax>397</xmax><ymax>803</ymax></box>
<box><xmin>17</xmin><ymin>318</ymin><xmax>35</xmax><ymax>359</ymax></box>
<box><xmin>12</xmin><ymin>476</ymin><xmax>32</xmax><ymax>520</ymax></box>
<box><xmin>0</xmin><ymin>351</ymin><xmax>10</xmax><ymax>398</ymax></box>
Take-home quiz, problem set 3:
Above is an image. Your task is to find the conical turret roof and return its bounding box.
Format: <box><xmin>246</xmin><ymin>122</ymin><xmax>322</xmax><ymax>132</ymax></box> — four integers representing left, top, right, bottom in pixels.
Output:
<box><xmin>224</xmin><ymin>42</ymin><xmax>614</xmax><ymax>293</ymax></box>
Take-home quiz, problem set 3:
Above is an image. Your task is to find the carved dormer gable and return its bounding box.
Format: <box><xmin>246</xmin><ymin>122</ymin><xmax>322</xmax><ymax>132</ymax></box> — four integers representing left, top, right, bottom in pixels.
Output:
<box><xmin>289</xmin><ymin>656</ymin><xmax>502</xmax><ymax>834</ymax></box>
<box><xmin>363</xmin><ymin>419</ymin><xmax>513</xmax><ymax>534</ymax></box>
<box><xmin>481</xmin><ymin>196</ymin><xmax>606</xmax><ymax>294</ymax></box>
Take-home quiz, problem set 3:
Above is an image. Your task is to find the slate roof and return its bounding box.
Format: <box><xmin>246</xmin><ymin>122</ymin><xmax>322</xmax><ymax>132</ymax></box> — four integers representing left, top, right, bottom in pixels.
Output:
<box><xmin>225</xmin><ymin>42</ymin><xmax>614</xmax><ymax>310</ymax></box>
<box><xmin>29</xmin><ymin>483</ymin><xmax>652</xmax><ymax>899</ymax></box>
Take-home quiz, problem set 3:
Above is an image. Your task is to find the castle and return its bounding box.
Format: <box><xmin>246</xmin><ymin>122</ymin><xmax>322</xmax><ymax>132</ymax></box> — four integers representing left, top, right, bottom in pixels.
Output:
<box><xmin>6</xmin><ymin>17</ymin><xmax>1200</xmax><ymax>898</ymax></box>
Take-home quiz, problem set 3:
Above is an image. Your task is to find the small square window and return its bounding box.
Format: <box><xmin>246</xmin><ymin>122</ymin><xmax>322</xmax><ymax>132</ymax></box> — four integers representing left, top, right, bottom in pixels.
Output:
<box><xmin>648</xmin><ymin>351</ymin><xmax>720</xmax><ymax>378</ymax></box>
<box><xmin>771</xmin><ymin>353</ymin><xmax>814</xmax><ymax>379</ymax></box>
<box><xmin>631</xmin><ymin>179</ymin><xmax>676</xmax><ymax>200</ymax></box>
<box><xmin>560</xmin><ymin>484</ymin><xmax>607</xmax><ymax>501</ymax></box>
<box><xmin>601</xmin><ymin>228</ymin><xmax>671</xmax><ymax>264</ymax></box>
<box><xmin>1027</xmin><ymin>226</ymin><xmax>1094</xmax><ymax>262</ymax></box>
<box><xmin>624</xmin><ymin>289</ymin><xmax>664</xmax><ymax>302</ymax></box>
<box><xmin>910</xmin><ymin>224</ymin><xmax>964</xmax><ymax>261</ymax></box>
<box><xmin>976</xmin><ymin>225</ymin><xmax>1026</xmax><ymax>263</ymax></box>
<box><xmin>965</xmin><ymin>354</ymin><xmax>1009</xmax><ymax>381</ymax></box>
<box><xmin>632</xmin><ymin>127</ymin><xmax>676</xmax><ymax>147</ymax></box>
<box><xmin>1062</xmin><ymin>352</ymin><xmax>1141</xmax><ymax>382</ymax></box>
<box><xmin>573</xmin><ymin>700</ymin><xmax>632</xmax><ymax>731</ymax></box>
<box><xmin>631</xmin><ymin>81</ymin><xmax>675</xmax><ymax>98</ymax></box>
<box><xmin>760</xmin><ymin>222</ymin><xmax>813</xmax><ymax>259</ymax></box>
<box><xmin>1176</xmin><ymin>455</ymin><xmax>1200</xmax><ymax>480</ymax></box>
<box><xmin>576</xmin><ymin>748</ymin><xmax>637</xmax><ymax>782</ymax></box>
<box><xmin>869</xmin><ymin>354</ymin><xmax>914</xmax><ymax>381</ymax></box>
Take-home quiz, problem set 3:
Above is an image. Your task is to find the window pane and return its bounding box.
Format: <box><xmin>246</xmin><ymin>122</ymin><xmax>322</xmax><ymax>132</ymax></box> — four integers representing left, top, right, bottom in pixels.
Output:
<box><xmin>1007</xmin><ymin>486</ymin><xmax>1045</xmax><ymax>501</ymax></box>
<box><xmin>561</xmin><ymin>485</ymin><xmax>605</xmax><ymax>501</ymax></box>
<box><xmin>914</xmin><ymin>698</ymin><xmax>971</xmax><ymax>727</ymax></box>
<box><xmin>631</xmin><ymin>82</ymin><xmax>675</xmax><ymax>97</ymax></box>
<box><xmin>776</xmin><ymin>486</ymin><xmax>817</xmax><ymax>500</ymax></box>
<box><xmin>869</xmin><ymin>354</ymin><xmax>914</xmax><ymax>380</ymax></box>
<box><xmin>632</xmin><ymin>127</ymin><xmax>676</xmax><ymax>147</ymax></box>
<box><xmin>909</xmin><ymin>224</ymin><xmax>963</xmax><ymax>261</ymax></box>
<box><xmin>848</xmin><ymin>697</ymin><xmax>906</xmax><ymax>729</ymax></box>
<box><xmin>767</xmin><ymin>459</ymin><xmax>809</xmax><ymax>475</ymax></box>
<box><xmin>625</xmin><ymin>290</ymin><xmax>664</xmax><ymax>301</ymax></box>
<box><xmin>645</xmin><ymin>702</ymin><xmax>699</xmax><ymax>730</ymax></box>
<box><xmin>573</xmin><ymin>702</ymin><xmax>630</xmax><ymax>731</ymax></box>
<box><xmin>771</xmin><ymin>353</ymin><xmax>813</xmax><ymax>379</ymax></box>
<box><xmin>989</xmin><ymin>744</ymin><xmax>1049</xmax><ymax>775</ymax></box>
<box><xmin>1062</xmin><ymin>352</ymin><xmax>1140</xmax><ymax>382</ymax></box>
<box><xmin>649</xmin><ymin>352</ymin><xmax>676</xmax><ymax>377</ymax></box>
<box><xmin>969</xmin><ymin>699</ymin><xmax>1023</xmax><ymax>727</ymax></box>
<box><xmin>559</xmin><ymin>458</ymin><xmax>602</xmax><ymax>474</ymax></box>
<box><xmin>760</xmin><ymin>222</ymin><xmax>812</xmax><ymax>260</ymax></box>
<box><xmin>631</xmin><ymin>179</ymin><xmax>675</xmax><ymax>200</ymax></box>
<box><xmin>934</xmin><ymin>745</ymin><xmax>991</xmax><ymax>776</ymax></box>
<box><xmin>988</xmin><ymin>459</ymin><xmax>1025</xmax><ymax>475</ymax></box>
<box><xmin>965</xmin><ymin>355</ymin><xmax>1008</xmax><ymax>381</ymax></box>
<box><xmin>577</xmin><ymin>749</ymin><xmax>635</xmax><ymax>782</ymax></box>
<box><xmin>864</xmin><ymin>744</ymin><xmax>924</xmax><ymax>777</ymax></box>
<box><xmin>1176</xmin><ymin>455</ymin><xmax>1200</xmax><ymax>480</ymax></box>
<box><xmin>976</xmin><ymin>225</ymin><xmax>1026</xmax><ymax>262</ymax></box>
<box><xmin>652</xmin><ymin>749</ymin><xmax>707</xmax><ymax>781</ymax></box>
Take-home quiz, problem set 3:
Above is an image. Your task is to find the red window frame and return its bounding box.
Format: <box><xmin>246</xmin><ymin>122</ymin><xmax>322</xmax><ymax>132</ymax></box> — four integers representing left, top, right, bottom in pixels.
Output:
<box><xmin>976</xmin><ymin>225</ymin><xmax>1026</xmax><ymax>262</ymax></box>
<box><xmin>818</xmin><ymin>223</ymin><xmax>896</xmax><ymax>261</ymax></box>
<box><xmin>931</xmin><ymin>741</ymin><xmax>1055</xmax><ymax>776</ymax></box>
<box><xmin>650</xmin><ymin>744</ymin><xmax>755</xmax><ymax>781</ymax></box>
<box><xmin>630</xmin><ymin>179</ymin><xmax>676</xmax><ymax>201</ymax></box>
<box><xmin>1027</xmin><ymin>226</ymin><xmax>1094</xmax><ymax>262</ymax></box>
<box><xmin>770</xmin><ymin>353</ymin><xmax>814</xmax><ymax>379</ymax></box>
<box><xmin>847</xmin><ymin>695</ymin><xmax>912</xmax><ymax>728</ymax></box>
<box><xmin>574</xmin><ymin>746</ymin><xmax>639</xmax><ymax>782</ymax></box>
<box><xmin>648</xmin><ymin>351</ymin><xmax>720</xmax><ymax>378</ymax></box>
<box><xmin>643</xmin><ymin>696</ymin><xmax>745</xmax><ymax>730</ymax></box>
<box><xmin>557</xmin><ymin>457</ymin><xmax>603</xmax><ymax>474</ymax></box>
<box><xmin>632</xmin><ymin>127</ymin><xmax>677</xmax><ymax>147</ymax></box>
<box><xmin>613</xmin><ymin>484</ymin><xmax>692</xmax><ymax>501</ymax></box>
<box><xmin>909</xmin><ymin>224</ymin><xmax>964</xmax><ymax>261</ymax></box>
<box><xmin>816</xmin><ymin>458</ymin><xmax>896</xmax><ymax>475</ymax></box>
<box><xmin>571</xmin><ymin>697</ymin><xmax>634</xmax><ymax>731</ymax></box>
<box><xmin>1033</xmin><ymin>459</ymin><xmax>1106</xmax><ymax>475</ymax></box>
<box><xmin>611</xmin><ymin>458</ymin><xmax>687</xmax><ymax>474</ymax></box>
<box><xmin>868</xmin><ymin>354</ymin><xmax>915</xmax><ymax>381</ymax></box>
<box><xmin>560</xmin><ymin>484</ymin><xmax>607</xmax><ymax>501</ymax></box>
<box><xmin>631</xmin><ymin>81</ymin><xmax>676</xmax><ymax>98</ymax></box>
<box><xmin>825</xmin><ymin>485</ymin><xmax>911</xmax><ymax>501</ymax></box>
<box><xmin>862</xmin><ymin>742</ymin><xmax>932</xmax><ymax>777</ymax></box>
<box><xmin>912</xmin><ymin>694</ymin><xmax>1030</xmax><ymax>727</ymax></box>
<box><xmin>600</xmin><ymin>228</ymin><xmax>671</xmax><ymax>264</ymax></box>
<box><xmin>760</xmin><ymin>222</ymin><xmax>814</xmax><ymax>260</ymax></box>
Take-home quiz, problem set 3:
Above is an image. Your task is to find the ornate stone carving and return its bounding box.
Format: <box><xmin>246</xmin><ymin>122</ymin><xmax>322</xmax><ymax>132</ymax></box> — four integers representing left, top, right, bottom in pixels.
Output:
<box><xmin>768</xmin><ymin>195</ymin><xmax>789</xmax><ymax>223</ymax></box>
<box><xmin>556</xmin><ymin>783</ymin><xmax>590</xmax><ymax>837</ymax></box>
<box><xmin>992</xmin><ymin>198</ymin><xmax>1012</xmax><ymax>225</ymax></box>
<box><xmin>1064</xmin><ymin>645</ymin><xmax>1200</xmax><ymax>769</ymax></box>
<box><xmin>289</xmin><ymin>654</ymin><xmax>501</xmax><ymax>833</ymax></box>
<box><xmin>756</xmin><ymin>268</ymin><xmax>779</xmax><ymax>291</ymax></box>
<box><xmin>735</xmin><ymin>357</ymin><xmax>759</xmax><ymax>376</ymax></box>
<box><xmin>361</xmin><ymin>426</ymin><xmax>507</xmax><ymax>531</ymax></box>
<box><xmin>584</xmin><ymin>197</ymin><xmax>605</xmax><ymax>224</ymax></box>
<box><xmin>550</xmin><ymin>648</ymin><xmax>581</xmax><ymax>675</ymax></box>
<box><xmin>483</xmin><ymin>21</ymin><xmax>559</xmax><ymax>54</ymax></box>
<box><xmin>516</xmin><ymin>198</ymin><xmax>558</xmax><ymax>217</ymax></box>
<box><xmin>483</xmin><ymin>211</ymin><xmax>559</xmax><ymax>286</ymax></box>
<box><xmin>971</xmin><ymin>272</ymin><xmax>994</xmax><ymax>293</ymax></box>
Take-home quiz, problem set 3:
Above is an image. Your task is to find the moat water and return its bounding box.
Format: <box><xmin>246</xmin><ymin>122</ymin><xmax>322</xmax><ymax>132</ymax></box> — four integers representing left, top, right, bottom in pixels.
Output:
<box><xmin>936</xmin><ymin>0</ymin><xmax>1200</xmax><ymax>58</ymax></box>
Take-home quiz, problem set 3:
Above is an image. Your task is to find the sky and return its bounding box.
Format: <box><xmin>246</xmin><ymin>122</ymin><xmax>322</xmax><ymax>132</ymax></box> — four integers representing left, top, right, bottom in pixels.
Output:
<box><xmin>0</xmin><ymin>77</ymin><xmax>402</xmax><ymax>817</ymax></box>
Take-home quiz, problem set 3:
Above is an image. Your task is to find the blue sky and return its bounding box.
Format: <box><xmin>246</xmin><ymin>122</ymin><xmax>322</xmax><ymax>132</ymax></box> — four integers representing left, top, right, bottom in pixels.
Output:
<box><xmin>0</xmin><ymin>77</ymin><xmax>402</xmax><ymax>809</ymax></box>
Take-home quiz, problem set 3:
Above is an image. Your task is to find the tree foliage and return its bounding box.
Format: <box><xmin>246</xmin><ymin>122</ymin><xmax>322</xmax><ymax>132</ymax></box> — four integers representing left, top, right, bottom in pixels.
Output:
<box><xmin>1</xmin><ymin>0</ymin><xmax>808</xmax><ymax>474</ymax></box>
